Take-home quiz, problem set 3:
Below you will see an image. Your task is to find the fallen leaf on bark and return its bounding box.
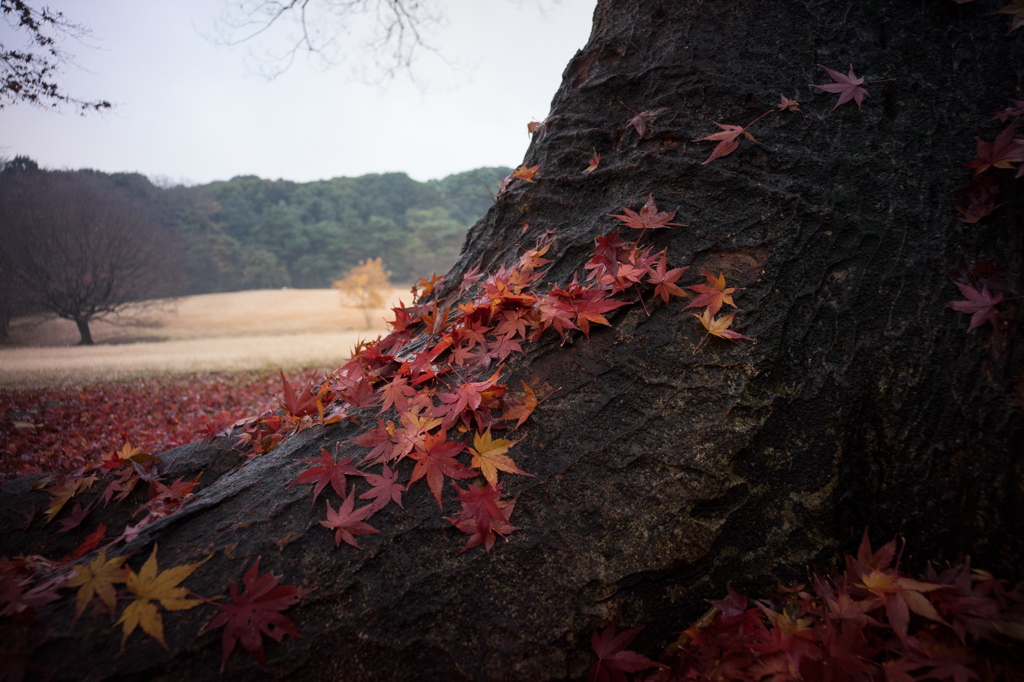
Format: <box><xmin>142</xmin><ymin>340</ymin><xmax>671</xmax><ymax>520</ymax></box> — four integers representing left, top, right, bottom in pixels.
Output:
<box><xmin>996</xmin><ymin>0</ymin><xmax>1024</xmax><ymax>33</ymax></box>
<box><xmin>201</xmin><ymin>558</ymin><xmax>311</xmax><ymax>670</ymax></box>
<box><xmin>588</xmin><ymin>616</ymin><xmax>664</xmax><ymax>682</ymax></box>
<box><xmin>692</xmin><ymin>310</ymin><xmax>752</xmax><ymax>353</ymax></box>
<box><xmin>810</xmin><ymin>64</ymin><xmax>870</xmax><ymax>110</ymax></box>
<box><xmin>955</xmin><ymin>177</ymin><xmax>1001</xmax><ymax>223</ymax></box>
<box><xmin>949</xmin><ymin>282</ymin><xmax>1005</xmax><ymax>331</ymax></box>
<box><xmin>321</xmin><ymin>492</ymin><xmax>379</xmax><ymax>548</ymax></box>
<box><xmin>116</xmin><ymin>546</ymin><xmax>208</xmax><ymax>648</ymax></box>
<box><xmin>778</xmin><ymin>94</ymin><xmax>800</xmax><ymax>112</ymax></box>
<box><xmin>963</xmin><ymin>125</ymin><xmax>1024</xmax><ymax>175</ymax></box>
<box><xmin>359</xmin><ymin>464</ymin><xmax>406</xmax><ymax>513</ymax></box>
<box><xmin>511</xmin><ymin>164</ymin><xmax>540</xmax><ymax>182</ymax></box>
<box><xmin>686</xmin><ymin>269</ymin><xmax>739</xmax><ymax>317</ymax></box>
<box><xmin>288</xmin><ymin>448</ymin><xmax>364</xmax><ymax>510</ymax></box>
<box><xmin>468</xmin><ymin>428</ymin><xmax>528</xmax><ymax>488</ymax></box>
<box><xmin>624</xmin><ymin>105</ymin><xmax>668</xmax><ymax>138</ymax></box>
<box><xmin>67</xmin><ymin>550</ymin><xmax>128</xmax><ymax>618</ymax></box>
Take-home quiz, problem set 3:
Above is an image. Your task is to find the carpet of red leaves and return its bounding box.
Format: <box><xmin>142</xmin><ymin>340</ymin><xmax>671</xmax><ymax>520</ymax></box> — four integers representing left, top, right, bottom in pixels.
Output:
<box><xmin>0</xmin><ymin>368</ymin><xmax>320</xmax><ymax>481</ymax></box>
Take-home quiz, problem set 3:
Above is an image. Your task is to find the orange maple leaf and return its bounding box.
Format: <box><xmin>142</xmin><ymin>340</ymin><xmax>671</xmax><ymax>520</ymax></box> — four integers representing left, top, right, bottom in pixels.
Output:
<box><xmin>685</xmin><ymin>269</ymin><xmax>740</xmax><ymax>317</ymax></box>
<box><xmin>468</xmin><ymin>428</ymin><xmax>530</xmax><ymax>488</ymax></box>
<box><xmin>584</xmin><ymin>152</ymin><xmax>600</xmax><ymax>173</ymax></box>
<box><xmin>512</xmin><ymin>164</ymin><xmax>540</xmax><ymax>182</ymax></box>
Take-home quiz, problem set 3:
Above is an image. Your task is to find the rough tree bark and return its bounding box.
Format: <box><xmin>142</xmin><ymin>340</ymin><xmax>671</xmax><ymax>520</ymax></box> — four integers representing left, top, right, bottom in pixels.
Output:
<box><xmin>2</xmin><ymin>0</ymin><xmax>1022</xmax><ymax>679</ymax></box>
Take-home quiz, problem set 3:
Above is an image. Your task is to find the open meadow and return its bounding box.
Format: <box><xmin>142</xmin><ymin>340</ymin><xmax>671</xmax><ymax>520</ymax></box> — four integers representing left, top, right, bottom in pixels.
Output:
<box><xmin>0</xmin><ymin>287</ymin><xmax>411</xmax><ymax>386</ymax></box>
<box><xmin>0</xmin><ymin>287</ymin><xmax>412</xmax><ymax>478</ymax></box>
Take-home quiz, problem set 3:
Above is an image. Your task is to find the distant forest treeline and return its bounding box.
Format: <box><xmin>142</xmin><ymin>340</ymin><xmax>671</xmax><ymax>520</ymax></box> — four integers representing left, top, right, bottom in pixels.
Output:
<box><xmin>2</xmin><ymin>158</ymin><xmax>511</xmax><ymax>298</ymax></box>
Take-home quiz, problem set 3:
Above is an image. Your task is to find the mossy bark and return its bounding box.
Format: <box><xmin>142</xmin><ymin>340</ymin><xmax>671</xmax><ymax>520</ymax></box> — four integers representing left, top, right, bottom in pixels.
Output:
<box><xmin>2</xmin><ymin>1</ymin><xmax>1022</xmax><ymax>679</ymax></box>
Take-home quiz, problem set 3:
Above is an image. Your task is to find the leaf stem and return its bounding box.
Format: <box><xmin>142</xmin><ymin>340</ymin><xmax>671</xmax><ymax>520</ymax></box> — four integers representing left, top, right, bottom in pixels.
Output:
<box><xmin>744</xmin><ymin>109</ymin><xmax>775</xmax><ymax>131</ymax></box>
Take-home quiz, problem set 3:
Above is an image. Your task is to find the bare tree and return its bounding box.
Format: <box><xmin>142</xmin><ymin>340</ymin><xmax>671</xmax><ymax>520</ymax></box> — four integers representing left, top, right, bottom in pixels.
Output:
<box><xmin>0</xmin><ymin>0</ymin><xmax>111</xmax><ymax>111</ymax></box>
<box><xmin>0</xmin><ymin>166</ymin><xmax>178</xmax><ymax>344</ymax></box>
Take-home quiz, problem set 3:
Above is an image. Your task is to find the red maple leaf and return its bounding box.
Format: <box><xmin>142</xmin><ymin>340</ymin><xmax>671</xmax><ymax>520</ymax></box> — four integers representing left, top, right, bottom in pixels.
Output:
<box><xmin>197</xmin><ymin>420</ymin><xmax>234</xmax><ymax>444</ymax></box>
<box><xmin>948</xmin><ymin>282</ymin><xmax>1005</xmax><ymax>332</ymax></box>
<box><xmin>349</xmin><ymin>419</ymin><xmax>394</xmax><ymax>465</ymax></box>
<box><xmin>287</xmin><ymin>449</ymin><xmax>364</xmax><ymax>509</ymax></box>
<box><xmin>377</xmin><ymin>375</ymin><xmax>418</xmax><ymax>414</ymax></box>
<box><xmin>359</xmin><ymin>464</ymin><xmax>406</xmax><ymax>513</ymax></box>
<box><xmin>390</xmin><ymin>409</ymin><xmax>442</xmax><ymax>463</ymax></box>
<box><xmin>955</xmin><ymin>177</ymin><xmax>1001</xmax><ymax>223</ymax></box>
<box><xmin>56</xmin><ymin>498</ymin><xmax>97</xmax><ymax>534</ymax></box>
<box><xmin>609</xmin><ymin>194</ymin><xmax>681</xmax><ymax>239</ymax></box>
<box><xmin>278</xmin><ymin>372</ymin><xmax>322</xmax><ymax>419</ymax></box>
<box><xmin>321</xmin><ymin>492</ymin><xmax>379</xmax><ymax>548</ymax></box>
<box><xmin>60</xmin><ymin>523</ymin><xmax>107</xmax><ymax>564</ymax></box>
<box><xmin>624</xmin><ymin>105</ymin><xmax>668</xmax><ymax>138</ymax></box>
<box><xmin>647</xmin><ymin>252</ymin><xmax>689</xmax><ymax>304</ymax></box>
<box><xmin>778</xmin><ymin>94</ymin><xmax>800</xmax><ymax>112</ymax></box>
<box><xmin>993</xmin><ymin>99</ymin><xmax>1024</xmax><ymax>123</ymax></box>
<box><xmin>696</xmin><ymin>110</ymin><xmax>774</xmax><ymax>164</ymax></box>
<box><xmin>588</xmin><ymin>616</ymin><xmax>663</xmax><ymax>682</ymax></box>
<box><xmin>810</xmin><ymin>64</ymin><xmax>871</xmax><ymax>110</ymax></box>
<box><xmin>945</xmin><ymin>256</ymin><xmax>1006</xmax><ymax>291</ymax></box>
<box><xmin>459</xmin><ymin>262</ymin><xmax>485</xmax><ymax>295</ymax></box>
<box><xmin>548</xmin><ymin>277</ymin><xmax>630</xmax><ymax>339</ymax></box>
<box><xmin>963</xmin><ymin>125</ymin><xmax>1024</xmax><ymax>175</ymax></box>
<box><xmin>432</xmin><ymin>369</ymin><xmax>503</xmax><ymax>430</ymax></box>
<box><xmin>408</xmin><ymin>431</ymin><xmax>475</xmax><ymax>507</ymax></box>
<box><xmin>445</xmin><ymin>481</ymin><xmax>519</xmax><ymax>554</ymax></box>
<box><xmin>202</xmin><ymin>558</ymin><xmax>311</xmax><ymax>670</ymax></box>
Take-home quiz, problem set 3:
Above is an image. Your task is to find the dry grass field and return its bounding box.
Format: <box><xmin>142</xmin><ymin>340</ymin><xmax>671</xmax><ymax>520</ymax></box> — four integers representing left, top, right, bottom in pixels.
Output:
<box><xmin>0</xmin><ymin>287</ymin><xmax>411</xmax><ymax>386</ymax></box>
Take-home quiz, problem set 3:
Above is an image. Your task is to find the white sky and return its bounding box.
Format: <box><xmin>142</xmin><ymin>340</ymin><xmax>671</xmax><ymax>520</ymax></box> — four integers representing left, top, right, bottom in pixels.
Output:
<box><xmin>0</xmin><ymin>0</ymin><xmax>597</xmax><ymax>185</ymax></box>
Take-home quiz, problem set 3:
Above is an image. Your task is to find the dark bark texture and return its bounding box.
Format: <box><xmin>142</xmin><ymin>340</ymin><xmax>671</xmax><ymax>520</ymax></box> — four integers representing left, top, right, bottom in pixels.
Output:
<box><xmin>2</xmin><ymin>0</ymin><xmax>1023</xmax><ymax>679</ymax></box>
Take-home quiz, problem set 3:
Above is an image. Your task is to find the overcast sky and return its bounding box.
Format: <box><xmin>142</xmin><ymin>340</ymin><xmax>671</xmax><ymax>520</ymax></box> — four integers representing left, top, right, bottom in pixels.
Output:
<box><xmin>0</xmin><ymin>0</ymin><xmax>597</xmax><ymax>185</ymax></box>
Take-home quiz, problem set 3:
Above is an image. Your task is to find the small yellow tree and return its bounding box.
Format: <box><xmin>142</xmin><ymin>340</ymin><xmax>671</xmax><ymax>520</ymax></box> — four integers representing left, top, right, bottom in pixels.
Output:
<box><xmin>333</xmin><ymin>258</ymin><xmax>390</xmax><ymax>329</ymax></box>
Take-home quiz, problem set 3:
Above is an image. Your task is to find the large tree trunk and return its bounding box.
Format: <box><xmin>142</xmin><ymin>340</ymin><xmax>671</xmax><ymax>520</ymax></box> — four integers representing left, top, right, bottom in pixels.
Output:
<box><xmin>2</xmin><ymin>1</ymin><xmax>1022</xmax><ymax>679</ymax></box>
<box><xmin>74</xmin><ymin>318</ymin><xmax>94</xmax><ymax>345</ymax></box>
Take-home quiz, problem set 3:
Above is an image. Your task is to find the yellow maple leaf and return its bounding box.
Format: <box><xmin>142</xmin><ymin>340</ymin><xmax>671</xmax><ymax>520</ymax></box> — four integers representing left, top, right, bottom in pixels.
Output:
<box><xmin>116</xmin><ymin>545</ymin><xmax>208</xmax><ymax>648</ymax></box>
<box><xmin>66</xmin><ymin>550</ymin><xmax>128</xmax><ymax>618</ymax></box>
<box><xmin>44</xmin><ymin>475</ymin><xmax>96</xmax><ymax>524</ymax></box>
<box><xmin>501</xmin><ymin>381</ymin><xmax>540</xmax><ymax>429</ymax></box>
<box><xmin>102</xmin><ymin>441</ymin><xmax>153</xmax><ymax>469</ymax></box>
<box><xmin>996</xmin><ymin>0</ymin><xmax>1024</xmax><ymax>33</ymax></box>
<box><xmin>691</xmin><ymin>309</ymin><xmax>752</xmax><ymax>354</ymax></box>
<box><xmin>468</xmin><ymin>429</ymin><xmax>529</xmax><ymax>488</ymax></box>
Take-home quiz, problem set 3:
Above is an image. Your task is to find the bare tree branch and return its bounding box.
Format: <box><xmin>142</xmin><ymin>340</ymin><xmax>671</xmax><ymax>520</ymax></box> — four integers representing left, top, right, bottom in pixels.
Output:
<box><xmin>0</xmin><ymin>0</ymin><xmax>111</xmax><ymax>111</ymax></box>
<box><xmin>210</xmin><ymin>0</ymin><xmax>444</xmax><ymax>82</ymax></box>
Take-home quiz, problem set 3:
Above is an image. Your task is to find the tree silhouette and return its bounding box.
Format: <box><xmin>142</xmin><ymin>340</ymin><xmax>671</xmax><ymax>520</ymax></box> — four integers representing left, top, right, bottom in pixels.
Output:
<box><xmin>0</xmin><ymin>166</ymin><xmax>178</xmax><ymax>344</ymax></box>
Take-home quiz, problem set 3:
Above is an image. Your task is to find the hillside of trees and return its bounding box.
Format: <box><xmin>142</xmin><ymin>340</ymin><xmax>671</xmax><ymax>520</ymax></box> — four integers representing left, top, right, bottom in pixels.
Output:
<box><xmin>0</xmin><ymin>160</ymin><xmax>511</xmax><ymax>320</ymax></box>
<box><xmin>172</xmin><ymin>166</ymin><xmax>512</xmax><ymax>292</ymax></box>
